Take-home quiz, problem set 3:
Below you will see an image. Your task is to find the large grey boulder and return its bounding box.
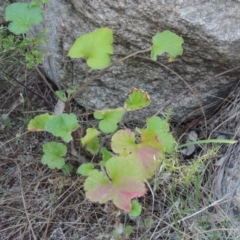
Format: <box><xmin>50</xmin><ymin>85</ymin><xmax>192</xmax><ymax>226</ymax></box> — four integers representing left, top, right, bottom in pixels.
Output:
<box><xmin>41</xmin><ymin>0</ymin><xmax>240</xmax><ymax>121</ymax></box>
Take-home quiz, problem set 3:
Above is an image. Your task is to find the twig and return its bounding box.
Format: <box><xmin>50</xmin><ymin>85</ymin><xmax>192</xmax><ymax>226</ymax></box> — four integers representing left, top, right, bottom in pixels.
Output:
<box><xmin>0</xmin><ymin>68</ymin><xmax>52</xmax><ymax>106</ymax></box>
<box><xmin>35</xmin><ymin>66</ymin><xmax>58</xmax><ymax>98</ymax></box>
<box><xmin>178</xmin><ymin>195</ymin><xmax>231</xmax><ymax>223</ymax></box>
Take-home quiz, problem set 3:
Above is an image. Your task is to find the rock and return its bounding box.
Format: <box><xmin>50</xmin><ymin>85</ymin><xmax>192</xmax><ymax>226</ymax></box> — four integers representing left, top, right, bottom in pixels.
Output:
<box><xmin>28</xmin><ymin>1</ymin><xmax>240</xmax><ymax>120</ymax></box>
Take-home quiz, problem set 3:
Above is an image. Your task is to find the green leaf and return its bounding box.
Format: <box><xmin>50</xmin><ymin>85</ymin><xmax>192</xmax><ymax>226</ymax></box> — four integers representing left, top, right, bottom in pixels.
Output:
<box><xmin>62</xmin><ymin>164</ymin><xmax>74</xmax><ymax>175</ymax></box>
<box><xmin>41</xmin><ymin>142</ymin><xmax>67</xmax><ymax>169</ymax></box>
<box><xmin>84</xmin><ymin>157</ymin><xmax>146</xmax><ymax>212</ymax></box>
<box><xmin>111</xmin><ymin>129</ymin><xmax>136</xmax><ymax>156</ymax></box>
<box><xmin>28</xmin><ymin>113</ymin><xmax>55</xmax><ymax>131</ymax></box>
<box><xmin>77</xmin><ymin>163</ymin><xmax>95</xmax><ymax>176</ymax></box>
<box><xmin>86</xmin><ymin>138</ymin><xmax>100</xmax><ymax>155</ymax></box>
<box><xmin>81</xmin><ymin>128</ymin><xmax>100</xmax><ymax>146</ymax></box>
<box><xmin>5</xmin><ymin>3</ymin><xmax>43</xmax><ymax>35</ymax></box>
<box><xmin>68</xmin><ymin>28</ymin><xmax>113</xmax><ymax>69</ymax></box>
<box><xmin>100</xmin><ymin>147</ymin><xmax>113</xmax><ymax>166</ymax></box>
<box><xmin>145</xmin><ymin>115</ymin><xmax>170</xmax><ymax>133</ymax></box>
<box><xmin>146</xmin><ymin>116</ymin><xmax>175</xmax><ymax>153</ymax></box>
<box><xmin>151</xmin><ymin>30</ymin><xmax>184</xmax><ymax>62</ymax></box>
<box><xmin>94</xmin><ymin>108</ymin><xmax>125</xmax><ymax>133</ymax></box>
<box><xmin>137</xmin><ymin>116</ymin><xmax>175</xmax><ymax>153</ymax></box>
<box><xmin>157</xmin><ymin>132</ymin><xmax>175</xmax><ymax>153</ymax></box>
<box><xmin>55</xmin><ymin>91</ymin><xmax>67</xmax><ymax>102</ymax></box>
<box><xmin>45</xmin><ymin>113</ymin><xmax>79</xmax><ymax>142</ymax></box>
<box><xmin>124</xmin><ymin>88</ymin><xmax>150</xmax><ymax>111</ymax></box>
<box><xmin>128</xmin><ymin>200</ymin><xmax>142</xmax><ymax>217</ymax></box>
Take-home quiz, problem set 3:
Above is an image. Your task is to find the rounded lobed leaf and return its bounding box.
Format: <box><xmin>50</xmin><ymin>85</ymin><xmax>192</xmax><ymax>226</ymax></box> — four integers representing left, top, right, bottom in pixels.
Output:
<box><xmin>5</xmin><ymin>3</ymin><xmax>43</xmax><ymax>34</ymax></box>
<box><xmin>128</xmin><ymin>200</ymin><xmax>142</xmax><ymax>217</ymax></box>
<box><xmin>137</xmin><ymin>116</ymin><xmax>175</xmax><ymax>153</ymax></box>
<box><xmin>111</xmin><ymin>129</ymin><xmax>136</xmax><ymax>156</ymax></box>
<box><xmin>41</xmin><ymin>142</ymin><xmax>67</xmax><ymax>169</ymax></box>
<box><xmin>151</xmin><ymin>30</ymin><xmax>184</xmax><ymax>62</ymax></box>
<box><xmin>124</xmin><ymin>88</ymin><xmax>150</xmax><ymax>111</ymax></box>
<box><xmin>146</xmin><ymin>116</ymin><xmax>170</xmax><ymax>133</ymax></box>
<box><xmin>84</xmin><ymin>157</ymin><xmax>146</xmax><ymax>212</ymax></box>
<box><xmin>94</xmin><ymin>108</ymin><xmax>125</xmax><ymax>133</ymax></box>
<box><xmin>68</xmin><ymin>28</ymin><xmax>113</xmax><ymax>69</ymax></box>
<box><xmin>77</xmin><ymin>163</ymin><xmax>95</xmax><ymax>176</ymax></box>
<box><xmin>45</xmin><ymin>113</ymin><xmax>79</xmax><ymax>142</ymax></box>
<box><xmin>28</xmin><ymin>113</ymin><xmax>55</xmax><ymax>131</ymax></box>
<box><xmin>81</xmin><ymin>128</ymin><xmax>100</xmax><ymax>147</ymax></box>
<box><xmin>86</xmin><ymin>138</ymin><xmax>100</xmax><ymax>155</ymax></box>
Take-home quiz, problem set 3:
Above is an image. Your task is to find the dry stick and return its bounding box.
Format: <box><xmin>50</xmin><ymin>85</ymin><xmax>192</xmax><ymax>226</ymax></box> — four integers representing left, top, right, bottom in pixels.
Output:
<box><xmin>2</xmin><ymin>206</ymin><xmax>47</xmax><ymax>220</ymax></box>
<box><xmin>178</xmin><ymin>194</ymin><xmax>233</xmax><ymax>224</ymax></box>
<box><xmin>0</xmin><ymin>131</ymin><xmax>28</xmax><ymax>149</ymax></box>
<box><xmin>0</xmin><ymin>224</ymin><xmax>26</xmax><ymax>234</ymax></box>
<box><xmin>35</xmin><ymin>66</ymin><xmax>58</xmax><ymax>98</ymax></box>
<box><xmin>16</xmin><ymin>163</ymin><xmax>38</xmax><ymax>240</ymax></box>
<box><xmin>0</xmin><ymin>69</ymin><xmax>52</xmax><ymax>106</ymax></box>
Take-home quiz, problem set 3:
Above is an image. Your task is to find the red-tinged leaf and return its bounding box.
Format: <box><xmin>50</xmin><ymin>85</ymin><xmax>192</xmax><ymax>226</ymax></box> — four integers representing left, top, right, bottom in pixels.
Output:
<box><xmin>140</xmin><ymin>129</ymin><xmax>164</xmax><ymax>151</ymax></box>
<box><xmin>111</xmin><ymin>129</ymin><xmax>136</xmax><ymax>156</ymax></box>
<box><xmin>129</xmin><ymin>144</ymin><xmax>161</xmax><ymax>179</ymax></box>
<box><xmin>137</xmin><ymin>116</ymin><xmax>175</xmax><ymax>153</ymax></box>
<box><xmin>112</xmin><ymin>178</ymin><xmax>146</xmax><ymax>211</ymax></box>
<box><xmin>84</xmin><ymin>170</ymin><xmax>113</xmax><ymax>203</ymax></box>
<box><xmin>84</xmin><ymin>157</ymin><xmax>146</xmax><ymax>212</ymax></box>
<box><xmin>111</xmin><ymin>128</ymin><xmax>162</xmax><ymax>179</ymax></box>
